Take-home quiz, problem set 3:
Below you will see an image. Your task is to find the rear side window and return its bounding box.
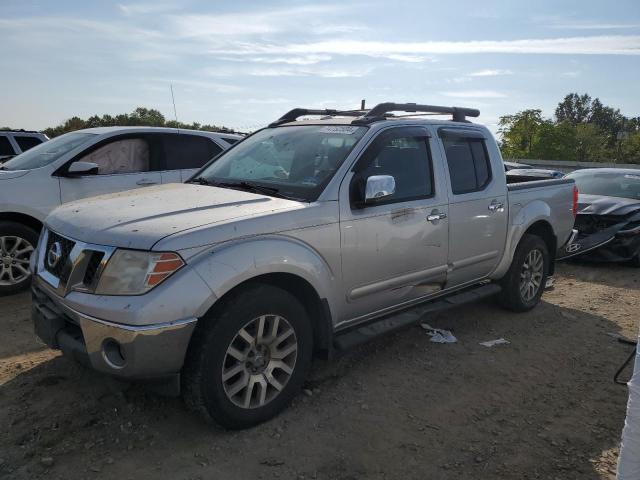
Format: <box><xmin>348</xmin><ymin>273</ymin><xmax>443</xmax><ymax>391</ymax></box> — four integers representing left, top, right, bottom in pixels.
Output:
<box><xmin>443</xmin><ymin>137</ymin><xmax>492</xmax><ymax>194</ymax></box>
<box><xmin>222</xmin><ymin>137</ymin><xmax>239</xmax><ymax>145</ymax></box>
<box><xmin>0</xmin><ymin>136</ymin><xmax>16</xmax><ymax>156</ymax></box>
<box><xmin>355</xmin><ymin>129</ymin><xmax>433</xmax><ymax>204</ymax></box>
<box><xmin>15</xmin><ymin>136</ymin><xmax>44</xmax><ymax>152</ymax></box>
<box><xmin>162</xmin><ymin>135</ymin><xmax>223</xmax><ymax>170</ymax></box>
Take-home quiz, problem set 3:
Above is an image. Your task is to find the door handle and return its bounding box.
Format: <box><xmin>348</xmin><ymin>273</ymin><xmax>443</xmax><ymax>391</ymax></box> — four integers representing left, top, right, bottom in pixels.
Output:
<box><xmin>488</xmin><ymin>202</ymin><xmax>504</xmax><ymax>212</ymax></box>
<box><xmin>136</xmin><ymin>179</ymin><xmax>158</xmax><ymax>186</ymax></box>
<box><xmin>427</xmin><ymin>212</ymin><xmax>447</xmax><ymax>223</ymax></box>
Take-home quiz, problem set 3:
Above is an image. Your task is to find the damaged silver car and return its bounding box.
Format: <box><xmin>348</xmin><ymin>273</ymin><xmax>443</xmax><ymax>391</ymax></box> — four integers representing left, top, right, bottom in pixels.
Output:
<box><xmin>559</xmin><ymin>168</ymin><xmax>640</xmax><ymax>266</ymax></box>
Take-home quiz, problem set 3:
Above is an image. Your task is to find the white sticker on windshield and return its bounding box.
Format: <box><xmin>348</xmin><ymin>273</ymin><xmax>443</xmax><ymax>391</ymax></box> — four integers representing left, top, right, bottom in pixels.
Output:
<box><xmin>319</xmin><ymin>126</ymin><xmax>360</xmax><ymax>135</ymax></box>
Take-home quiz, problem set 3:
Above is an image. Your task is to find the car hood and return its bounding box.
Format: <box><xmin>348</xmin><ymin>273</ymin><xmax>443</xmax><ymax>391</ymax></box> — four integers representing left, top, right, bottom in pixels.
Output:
<box><xmin>45</xmin><ymin>183</ymin><xmax>304</xmax><ymax>250</ymax></box>
<box><xmin>577</xmin><ymin>194</ymin><xmax>640</xmax><ymax>217</ymax></box>
<box><xmin>0</xmin><ymin>169</ymin><xmax>29</xmax><ymax>180</ymax></box>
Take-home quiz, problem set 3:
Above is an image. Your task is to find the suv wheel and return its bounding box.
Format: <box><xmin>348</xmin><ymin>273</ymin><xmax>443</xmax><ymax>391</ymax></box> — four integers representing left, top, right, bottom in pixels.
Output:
<box><xmin>0</xmin><ymin>222</ymin><xmax>38</xmax><ymax>296</ymax></box>
<box><xmin>182</xmin><ymin>284</ymin><xmax>313</xmax><ymax>429</ymax></box>
<box><xmin>498</xmin><ymin>234</ymin><xmax>549</xmax><ymax>312</ymax></box>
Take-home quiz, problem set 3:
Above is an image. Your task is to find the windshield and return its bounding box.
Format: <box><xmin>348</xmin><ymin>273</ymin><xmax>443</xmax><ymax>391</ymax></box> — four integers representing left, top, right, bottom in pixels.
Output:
<box><xmin>1</xmin><ymin>132</ymin><xmax>96</xmax><ymax>171</ymax></box>
<box><xmin>567</xmin><ymin>171</ymin><xmax>640</xmax><ymax>200</ymax></box>
<box><xmin>194</xmin><ymin>125</ymin><xmax>367</xmax><ymax>201</ymax></box>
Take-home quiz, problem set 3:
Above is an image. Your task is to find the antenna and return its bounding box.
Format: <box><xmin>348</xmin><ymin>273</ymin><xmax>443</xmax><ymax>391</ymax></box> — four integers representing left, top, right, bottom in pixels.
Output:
<box><xmin>170</xmin><ymin>84</ymin><xmax>179</xmax><ymax>132</ymax></box>
<box><xmin>361</xmin><ymin>99</ymin><xmax>366</xmax><ymax>110</ymax></box>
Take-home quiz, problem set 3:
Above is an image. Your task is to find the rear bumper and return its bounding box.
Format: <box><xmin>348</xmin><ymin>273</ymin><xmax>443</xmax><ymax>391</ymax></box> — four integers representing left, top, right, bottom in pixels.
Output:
<box><xmin>32</xmin><ymin>278</ymin><xmax>197</xmax><ymax>380</ymax></box>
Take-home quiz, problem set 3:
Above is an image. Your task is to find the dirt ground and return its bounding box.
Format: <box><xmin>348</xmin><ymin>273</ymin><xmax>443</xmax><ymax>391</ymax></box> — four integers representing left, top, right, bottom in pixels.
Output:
<box><xmin>0</xmin><ymin>263</ymin><xmax>638</xmax><ymax>480</ymax></box>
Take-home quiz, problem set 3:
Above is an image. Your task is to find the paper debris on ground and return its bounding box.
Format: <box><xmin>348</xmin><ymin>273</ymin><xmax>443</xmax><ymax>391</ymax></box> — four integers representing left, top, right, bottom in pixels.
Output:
<box><xmin>479</xmin><ymin>338</ymin><xmax>510</xmax><ymax>347</ymax></box>
<box><xmin>420</xmin><ymin>323</ymin><xmax>457</xmax><ymax>343</ymax></box>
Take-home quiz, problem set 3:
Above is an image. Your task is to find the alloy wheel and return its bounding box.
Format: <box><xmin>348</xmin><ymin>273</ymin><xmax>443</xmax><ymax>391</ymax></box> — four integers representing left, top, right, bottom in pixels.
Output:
<box><xmin>221</xmin><ymin>314</ymin><xmax>298</xmax><ymax>409</ymax></box>
<box><xmin>0</xmin><ymin>236</ymin><xmax>34</xmax><ymax>286</ymax></box>
<box><xmin>519</xmin><ymin>248</ymin><xmax>544</xmax><ymax>302</ymax></box>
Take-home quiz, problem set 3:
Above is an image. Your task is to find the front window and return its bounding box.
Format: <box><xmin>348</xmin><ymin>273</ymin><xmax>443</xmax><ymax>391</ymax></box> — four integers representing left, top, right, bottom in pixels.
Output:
<box><xmin>193</xmin><ymin>125</ymin><xmax>367</xmax><ymax>201</ymax></box>
<box><xmin>567</xmin><ymin>171</ymin><xmax>640</xmax><ymax>200</ymax></box>
<box><xmin>1</xmin><ymin>132</ymin><xmax>96</xmax><ymax>171</ymax></box>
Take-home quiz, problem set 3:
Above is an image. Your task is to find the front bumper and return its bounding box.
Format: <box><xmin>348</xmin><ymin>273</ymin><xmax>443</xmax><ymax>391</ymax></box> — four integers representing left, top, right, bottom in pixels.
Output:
<box><xmin>32</xmin><ymin>278</ymin><xmax>197</xmax><ymax>380</ymax></box>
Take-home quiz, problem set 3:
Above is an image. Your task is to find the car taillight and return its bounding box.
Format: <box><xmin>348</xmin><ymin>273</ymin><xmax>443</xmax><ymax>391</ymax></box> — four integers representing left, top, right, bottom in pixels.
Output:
<box><xmin>572</xmin><ymin>185</ymin><xmax>579</xmax><ymax>217</ymax></box>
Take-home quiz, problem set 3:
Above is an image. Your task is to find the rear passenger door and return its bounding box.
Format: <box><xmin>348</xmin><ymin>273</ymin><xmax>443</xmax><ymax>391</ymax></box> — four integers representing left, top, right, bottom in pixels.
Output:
<box><xmin>159</xmin><ymin>134</ymin><xmax>224</xmax><ymax>182</ymax></box>
<box><xmin>439</xmin><ymin>128</ymin><xmax>507</xmax><ymax>286</ymax></box>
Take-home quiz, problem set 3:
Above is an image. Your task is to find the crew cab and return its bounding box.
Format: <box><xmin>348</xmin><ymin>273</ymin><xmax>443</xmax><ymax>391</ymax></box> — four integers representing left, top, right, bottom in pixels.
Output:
<box><xmin>31</xmin><ymin>103</ymin><xmax>577</xmax><ymax>428</ymax></box>
<box><xmin>0</xmin><ymin>127</ymin><xmax>240</xmax><ymax>295</ymax></box>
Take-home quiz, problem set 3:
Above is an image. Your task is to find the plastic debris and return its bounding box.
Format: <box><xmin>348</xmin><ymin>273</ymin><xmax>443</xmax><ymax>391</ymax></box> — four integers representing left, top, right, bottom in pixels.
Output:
<box><xmin>479</xmin><ymin>338</ymin><xmax>510</xmax><ymax>347</ymax></box>
<box><xmin>545</xmin><ymin>277</ymin><xmax>555</xmax><ymax>290</ymax></box>
<box><xmin>420</xmin><ymin>323</ymin><xmax>457</xmax><ymax>343</ymax></box>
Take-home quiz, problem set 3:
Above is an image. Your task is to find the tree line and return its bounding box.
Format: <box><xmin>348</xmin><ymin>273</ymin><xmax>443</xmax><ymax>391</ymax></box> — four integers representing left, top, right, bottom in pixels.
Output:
<box><xmin>35</xmin><ymin>107</ymin><xmax>238</xmax><ymax>138</ymax></box>
<box><xmin>5</xmin><ymin>96</ymin><xmax>639</xmax><ymax>163</ymax></box>
<box><xmin>499</xmin><ymin>93</ymin><xmax>640</xmax><ymax>163</ymax></box>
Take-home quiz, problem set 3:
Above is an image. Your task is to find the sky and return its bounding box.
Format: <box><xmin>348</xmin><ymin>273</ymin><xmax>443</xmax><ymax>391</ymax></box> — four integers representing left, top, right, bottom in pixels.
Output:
<box><xmin>1</xmin><ymin>0</ymin><xmax>639</xmax><ymax>133</ymax></box>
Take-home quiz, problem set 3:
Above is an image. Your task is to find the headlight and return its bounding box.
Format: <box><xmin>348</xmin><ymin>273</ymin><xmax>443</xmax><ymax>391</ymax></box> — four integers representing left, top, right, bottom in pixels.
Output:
<box><xmin>95</xmin><ymin>250</ymin><xmax>184</xmax><ymax>295</ymax></box>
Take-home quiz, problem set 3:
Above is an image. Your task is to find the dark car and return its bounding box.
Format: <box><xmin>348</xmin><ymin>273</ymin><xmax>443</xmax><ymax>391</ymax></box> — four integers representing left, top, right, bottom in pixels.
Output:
<box><xmin>559</xmin><ymin>168</ymin><xmax>640</xmax><ymax>266</ymax></box>
<box><xmin>503</xmin><ymin>161</ymin><xmax>532</xmax><ymax>171</ymax></box>
<box><xmin>506</xmin><ymin>168</ymin><xmax>565</xmax><ymax>182</ymax></box>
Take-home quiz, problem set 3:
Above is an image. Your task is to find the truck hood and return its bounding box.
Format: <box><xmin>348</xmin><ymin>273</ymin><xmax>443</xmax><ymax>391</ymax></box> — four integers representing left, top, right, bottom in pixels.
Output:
<box><xmin>46</xmin><ymin>183</ymin><xmax>304</xmax><ymax>250</ymax></box>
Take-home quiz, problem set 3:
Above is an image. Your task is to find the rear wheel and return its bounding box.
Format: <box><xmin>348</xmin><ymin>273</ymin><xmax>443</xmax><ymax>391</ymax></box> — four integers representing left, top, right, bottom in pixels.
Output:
<box><xmin>498</xmin><ymin>234</ymin><xmax>549</xmax><ymax>312</ymax></box>
<box><xmin>0</xmin><ymin>222</ymin><xmax>38</xmax><ymax>296</ymax></box>
<box><xmin>182</xmin><ymin>284</ymin><xmax>313</xmax><ymax>429</ymax></box>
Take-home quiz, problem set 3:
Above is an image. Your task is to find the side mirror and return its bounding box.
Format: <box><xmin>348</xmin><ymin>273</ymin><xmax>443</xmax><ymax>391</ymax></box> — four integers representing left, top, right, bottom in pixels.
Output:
<box><xmin>67</xmin><ymin>161</ymin><xmax>99</xmax><ymax>176</ymax></box>
<box><xmin>364</xmin><ymin>175</ymin><xmax>396</xmax><ymax>204</ymax></box>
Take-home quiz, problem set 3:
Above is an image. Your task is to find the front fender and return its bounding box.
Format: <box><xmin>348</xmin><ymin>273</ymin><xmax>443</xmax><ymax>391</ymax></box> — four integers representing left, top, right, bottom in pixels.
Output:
<box><xmin>187</xmin><ymin>234</ymin><xmax>337</xmax><ymax>318</ymax></box>
<box><xmin>491</xmin><ymin>200</ymin><xmax>553</xmax><ymax>280</ymax></box>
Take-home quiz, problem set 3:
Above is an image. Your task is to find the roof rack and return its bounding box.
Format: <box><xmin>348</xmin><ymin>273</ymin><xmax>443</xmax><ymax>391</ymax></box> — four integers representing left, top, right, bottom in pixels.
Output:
<box><xmin>0</xmin><ymin>128</ymin><xmax>42</xmax><ymax>134</ymax></box>
<box><xmin>269</xmin><ymin>102</ymin><xmax>480</xmax><ymax>128</ymax></box>
<box><xmin>269</xmin><ymin>108</ymin><xmax>366</xmax><ymax>127</ymax></box>
<box><xmin>352</xmin><ymin>103</ymin><xmax>480</xmax><ymax>125</ymax></box>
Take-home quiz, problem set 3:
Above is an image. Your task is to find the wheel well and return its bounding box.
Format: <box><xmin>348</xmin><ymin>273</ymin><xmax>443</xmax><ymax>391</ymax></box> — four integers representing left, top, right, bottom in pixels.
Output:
<box><xmin>204</xmin><ymin>273</ymin><xmax>333</xmax><ymax>359</ymax></box>
<box><xmin>0</xmin><ymin>212</ymin><xmax>43</xmax><ymax>233</ymax></box>
<box><xmin>524</xmin><ymin>221</ymin><xmax>557</xmax><ymax>275</ymax></box>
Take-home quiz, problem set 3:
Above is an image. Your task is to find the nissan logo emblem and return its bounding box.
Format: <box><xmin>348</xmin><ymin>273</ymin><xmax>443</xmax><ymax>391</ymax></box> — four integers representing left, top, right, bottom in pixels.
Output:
<box><xmin>47</xmin><ymin>241</ymin><xmax>63</xmax><ymax>269</ymax></box>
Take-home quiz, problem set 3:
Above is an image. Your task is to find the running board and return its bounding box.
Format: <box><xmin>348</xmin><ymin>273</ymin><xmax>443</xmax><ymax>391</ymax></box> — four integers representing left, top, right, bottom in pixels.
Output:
<box><xmin>333</xmin><ymin>283</ymin><xmax>502</xmax><ymax>351</ymax></box>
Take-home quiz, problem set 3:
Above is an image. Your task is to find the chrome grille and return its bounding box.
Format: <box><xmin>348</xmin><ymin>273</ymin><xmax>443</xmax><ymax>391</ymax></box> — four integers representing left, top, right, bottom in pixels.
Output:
<box><xmin>36</xmin><ymin>229</ymin><xmax>115</xmax><ymax>296</ymax></box>
<box><xmin>44</xmin><ymin>231</ymin><xmax>76</xmax><ymax>282</ymax></box>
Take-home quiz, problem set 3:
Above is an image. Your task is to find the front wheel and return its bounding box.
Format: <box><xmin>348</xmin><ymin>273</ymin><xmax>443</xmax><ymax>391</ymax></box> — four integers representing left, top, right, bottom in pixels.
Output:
<box><xmin>0</xmin><ymin>222</ymin><xmax>38</xmax><ymax>296</ymax></box>
<box><xmin>498</xmin><ymin>234</ymin><xmax>549</xmax><ymax>312</ymax></box>
<box><xmin>182</xmin><ymin>284</ymin><xmax>313</xmax><ymax>429</ymax></box>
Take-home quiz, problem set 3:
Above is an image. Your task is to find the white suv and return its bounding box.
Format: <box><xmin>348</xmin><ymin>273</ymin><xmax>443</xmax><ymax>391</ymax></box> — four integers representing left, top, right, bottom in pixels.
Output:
<box><xmin>0</xmin><ymin>130</ymin><xmax>49</xmax><ymax>161</ymax></box>
<box><xmin>0</xmin><ymin>126</ymin><xmax>241</xmax><ymax>295</ymax></box>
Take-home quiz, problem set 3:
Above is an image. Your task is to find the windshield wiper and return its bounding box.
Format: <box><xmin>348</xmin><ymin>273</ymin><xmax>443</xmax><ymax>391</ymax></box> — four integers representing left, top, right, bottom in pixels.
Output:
<box><xmin>189</xmin><ymin>177</ymin><xmax>303</xmax><ymax>201</ymax></box>
<box><xmin>188</xmin><ymin>176</ymin><xmax>216</xmax><ymax>186</ymax></box>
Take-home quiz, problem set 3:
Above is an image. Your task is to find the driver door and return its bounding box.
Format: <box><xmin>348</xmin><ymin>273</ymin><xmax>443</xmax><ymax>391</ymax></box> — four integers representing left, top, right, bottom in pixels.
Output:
<box><xmin>59</xmin><ymin>135</ymin><xmax>162</xmax><ymax>203</ymax></box>
<box><xmin>338</xmin><ymin>126</ymin><xmax>450</xmax><ymax>324</ymax></box>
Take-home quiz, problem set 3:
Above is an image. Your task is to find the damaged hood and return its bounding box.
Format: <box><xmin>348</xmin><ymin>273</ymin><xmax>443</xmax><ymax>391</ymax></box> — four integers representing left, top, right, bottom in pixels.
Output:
<box><xmin>45</xmin><ymin>183</ymin><xmax>304</xmax><ymax>250</ymax></box>
<box><xmin>577</xmin><ymin>194</ymin><xmax>640</xmax><ymax>217</ymax></box>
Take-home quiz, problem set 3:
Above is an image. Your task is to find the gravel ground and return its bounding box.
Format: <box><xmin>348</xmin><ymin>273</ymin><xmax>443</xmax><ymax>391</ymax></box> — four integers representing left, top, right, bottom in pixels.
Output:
<box><xmin>0</xmin><ymin>263</ymin><xmax>638</xmax><ymax>480</ymax></box>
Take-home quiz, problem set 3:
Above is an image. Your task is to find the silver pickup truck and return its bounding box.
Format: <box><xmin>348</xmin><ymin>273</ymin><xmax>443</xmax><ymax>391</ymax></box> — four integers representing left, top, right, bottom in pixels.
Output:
<box><xmin>31</xmin><ymin>103</ymin><xmax>577</xmax><ymax>428</ymax></box>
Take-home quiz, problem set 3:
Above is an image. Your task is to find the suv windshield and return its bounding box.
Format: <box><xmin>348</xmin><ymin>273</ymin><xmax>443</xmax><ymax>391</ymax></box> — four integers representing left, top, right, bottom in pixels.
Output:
<box><xmin>1</xmin><ymin>132</ymin><xmax>96</xmax><ymax>171</ymax></box>
<box><xmin>567</xmin><ymin>171</ymin><xmax>640</xmax><ymax>200</ymax></box>
<box><xmin>193</xmin><ymin>125</ymin><xmax>367</xmax><ymax>201</ymax></box>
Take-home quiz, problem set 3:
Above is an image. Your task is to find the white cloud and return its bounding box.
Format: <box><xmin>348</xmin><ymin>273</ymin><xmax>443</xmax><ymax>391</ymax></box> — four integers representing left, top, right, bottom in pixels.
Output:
<box><xmin>549</xmin><ymin>21</ymin><xmax>640</xmax><ymax>30</ymax></box>
<box><xmin>440</xmin><ymin>90</ymin><xmax>507</xmax><ymax>99</ymax></box>
<box><xmin>469</xmin><ymin>69</ymin><xmax>513</xmax><ymax>77</ymax></box>
<box><xmin>216</xmin><ymin>54</ymin><xmax>333</xmax><ymax>65</ymax></box>
<box><xmin>118</xmin><ymin>3</ymin><xmax>181</xmax><ymax>15</ymax></box>
<box><xmin>237</xmin><ymin>36</ymin><xmax>640</xmax><ymax>56</ymax></box>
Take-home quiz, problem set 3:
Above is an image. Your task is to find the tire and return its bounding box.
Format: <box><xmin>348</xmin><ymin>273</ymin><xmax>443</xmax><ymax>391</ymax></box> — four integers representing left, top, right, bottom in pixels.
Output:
<box><xmin>498</xmin><ymin>234</ymin><xmax>549</xmax><ymax>312</ymax></box>
<box><xmin>0</xmin><ymin>221</ymin><xmax>38</xmax><ymax>296</ymax></box>
<box><xmin>182</xmin><ymin>284</ymin><xmax>314</xmax><ymax>429</ymax></box>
